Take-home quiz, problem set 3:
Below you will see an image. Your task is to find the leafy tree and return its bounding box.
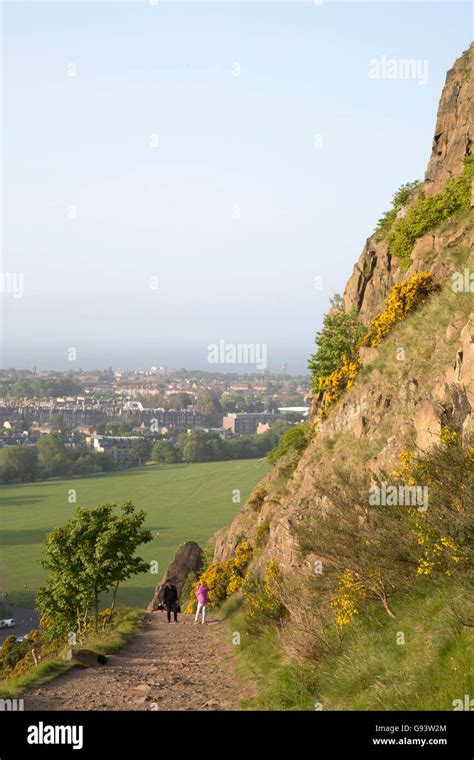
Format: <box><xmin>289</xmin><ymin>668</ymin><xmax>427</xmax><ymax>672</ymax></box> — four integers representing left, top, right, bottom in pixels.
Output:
<box><xmin>151</xmin><ymin>440</ymin><xmax>180</xmax><ymax>464</ymax></box>
<box><xmin>179</xmin><ymin>430</ymin><xmax>226</xmax><ymax>463</ymax></box>
<box><xmin>195</xmin><ymin>389</ymin><xmax>223</xmax><ymax>420</ymax></box>
<box><xmin>130</xmin><ymin>438</ymin><xmax>152</xmax><ymax>466</ymax></box>
<box><xmin>0</xmin><ymin>445</ymin><xmax>39</xmax><ymax>483</ymax></box>
<box><xmin>104</xmin><ymin>421</ymin><xmax>136</xmax><ymax>436</ymax></box>
<box><xmin>37</xmin><ymin>502</ymin><xmax>152</xmax><ymax>639</ymax></box>
<box><xmin>308</xmin><ymin>297</ymin><xmax>366</xmax><ymax>393</ymax></box>
<box><xmin>37</xmin><ymin>433</ymin><xmax>67</xmax><ymax>473</ymax></box>
<box><xmin>72</xmin><ymin>453</ymin><xmax>101</xmax><ymax>476</ymax></box>
<box><xmin>10</xmin><ymin>376</ymin><xmax>82</xmax><ymax>399</ymax></box>
<box><xmin>168</xmin><ymin>392</ymin><xmax>193</xmax><ymax>410</ymax></box>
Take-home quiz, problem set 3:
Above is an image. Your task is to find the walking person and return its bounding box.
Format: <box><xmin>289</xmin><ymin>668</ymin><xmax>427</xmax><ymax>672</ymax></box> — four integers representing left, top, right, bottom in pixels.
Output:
<box><xmin>194</xmin><ymin>581</ymin><xmax>208</xmax><ymax>624</ymax></box>
<box><xmin>163</xmin><ymin>580</ymin><xmax>179</xmax><ymax>623</ymax></box>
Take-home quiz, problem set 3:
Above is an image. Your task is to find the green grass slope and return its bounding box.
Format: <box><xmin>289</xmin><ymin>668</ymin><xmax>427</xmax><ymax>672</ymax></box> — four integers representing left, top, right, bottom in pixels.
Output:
<box><xmin>0</xmin><ymin>459</ymin><xmax>268</xmax><ymax>608</ymax></box>
<box><xmin>225</xmin><ymin>578</ymin><xmax>474</xmax><ymax>711</ymax></box>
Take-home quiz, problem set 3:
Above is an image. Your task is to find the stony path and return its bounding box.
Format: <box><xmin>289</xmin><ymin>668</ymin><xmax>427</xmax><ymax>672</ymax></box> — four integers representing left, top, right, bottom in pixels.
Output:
<box><xmin>24</xmin><ymin>612</ymin><xmax>254</xmax><ymax>711</ymax></box>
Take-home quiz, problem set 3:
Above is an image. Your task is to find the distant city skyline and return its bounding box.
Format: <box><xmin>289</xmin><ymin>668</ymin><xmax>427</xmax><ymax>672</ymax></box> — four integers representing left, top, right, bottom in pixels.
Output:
<box><xmin>1</xmin><ymin>1</ymin><xmax>472</xmax><ymax>374</ymax></box>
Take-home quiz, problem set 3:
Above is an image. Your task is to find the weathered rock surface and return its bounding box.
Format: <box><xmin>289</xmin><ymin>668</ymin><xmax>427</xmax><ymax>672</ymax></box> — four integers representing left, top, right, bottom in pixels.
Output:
<box><xmin>424</xmin><ymin>44</ymin><xmax>473</xmax><ymax>195</ymax></box>
<box><xmin>66</xmin><ymin>648</ymin><xmax>106</xmax><ymax>667</ymax></box>
<box><xmin>343</xmin><ymin>43</ymin><xmax>473</xmax><ymax>322</ymax></box>
<box><xmin>147</xmin><ymin>541</ymin><xmax>203</xmax><ymax>612</ymax></box>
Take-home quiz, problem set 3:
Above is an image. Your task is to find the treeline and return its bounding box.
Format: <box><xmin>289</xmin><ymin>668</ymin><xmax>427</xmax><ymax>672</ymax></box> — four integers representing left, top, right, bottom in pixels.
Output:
<box><xmin>0</xmin><ymin>434</ymin><xmax>114</xmax><ymax>483</ymax></box>
<box><xmin>3</xmin><ymin>376</ymin><xmax>83</xmax><ymax>399</ymax></box>
<box><xmin>152</xmin><ymin>421</ymin><xmax>291</xmax><ymax>464</ymax></box>
<box><xmin>0</xmin><ymin>421</ymin><xmax>293</xmax><ymax>484</ymax></box>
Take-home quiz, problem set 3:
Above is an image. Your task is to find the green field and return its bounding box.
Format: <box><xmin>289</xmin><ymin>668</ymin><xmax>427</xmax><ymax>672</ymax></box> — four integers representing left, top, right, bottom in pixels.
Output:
<box><xmin>0</xmin><ymin>459</ymin><xmax>267</xmax><ymax>609</ymax></box>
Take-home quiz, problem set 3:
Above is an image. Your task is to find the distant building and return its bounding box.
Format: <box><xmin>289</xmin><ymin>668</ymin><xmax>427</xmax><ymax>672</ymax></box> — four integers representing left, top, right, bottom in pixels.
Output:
<box><xmin>196</xmin><ymin>426</ymin><xmax>233</xmax><ymax>441</ymax></box>
<box><xmin>222</xmin><ymin>412</ymin><xmax>279</xmax><ymax>436</ymax></box>
<box><xmin>141</xmin><ymin>409</ymin><xmax>209</xmax><ymax>431</ymax></box>
<box><xmin>86</xmin><ymin>435</ymin><xmax>142</xmax><ymax>465</ymax></box>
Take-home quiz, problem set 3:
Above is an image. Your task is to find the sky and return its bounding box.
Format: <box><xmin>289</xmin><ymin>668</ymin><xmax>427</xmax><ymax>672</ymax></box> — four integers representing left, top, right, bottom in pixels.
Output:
<box><xmin>1</xmin><ymin>0</ymin><xmax>472</xmax><ymax>374</ymax></box>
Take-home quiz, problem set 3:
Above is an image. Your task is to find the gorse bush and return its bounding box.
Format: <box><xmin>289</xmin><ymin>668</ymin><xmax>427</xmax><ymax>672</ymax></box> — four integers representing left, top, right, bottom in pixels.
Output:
<box><xmin>312</xmin><ymin>272</ymin><xmax>438</xmax><ymax>421</ymax></box>
<box><xmin>330</xmin><ymin>570</ymin><xmax>367</xmax><ymax>628</ymax></box>
<box><xmin>390</xmin><ymin>433</ymin><xmax>473</xmax><ymax>579</ymax></box>
<box><xmin>383</xmin><ymin>156</ymin><xmax>473</xmax><ymax>269</ymax></box>
<box><xmin>0</xmin><ymin>630</ymin><xmax>53</xmax><ymax>681</ymax></box>
<box><xmin>243</xmin><ymin>560</ymin><xmax>288</xmax><ymax>633</ymax></box>
<box><xmin>316</xmin><ymin>356</ymin><xmax>361</xmax><ymax>421</ymax></box>
<box><xmin>308</xmin><ymin>295</ymin><xmax>366</xmax><ymax>393</ymax></box>
<box><xmin>296</xmin><ymin>433</ymin><xmax>473</xmax><ymax>633</ymax></box>
<box><xmin>361</xmin><ymin>272</ymin><xmax>439</xmax><ymax>348</ymax></box>
<box><xmin>184</xmin><ymin>540</ymin><xmax>253</xmax><ymax>612</ymax></box>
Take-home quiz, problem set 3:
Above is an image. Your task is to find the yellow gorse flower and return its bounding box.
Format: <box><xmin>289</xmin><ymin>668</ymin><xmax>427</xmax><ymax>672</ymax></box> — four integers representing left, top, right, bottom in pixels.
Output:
<box><xmin>317</xmin><ymin>273</ymin><xmax>437</xmax><ymax>420</ymax></box>
<box><xmin>184</xmin><ymin>540</ymin><xmax>253</xmax><ymax>613</ymax></box>
<box><xmin>330</xmin><ymin>570</ymin><xmax>366</xmax><ymax>628</ymax></box>
<box><xmin>362</xmin><ymin>273</ymin><xmax>438</xmax><ymax>349</ymax></box>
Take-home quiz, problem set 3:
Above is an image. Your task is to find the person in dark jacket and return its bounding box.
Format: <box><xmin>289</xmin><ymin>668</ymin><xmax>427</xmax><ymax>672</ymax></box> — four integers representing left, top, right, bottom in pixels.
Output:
<box><xmin>163</xmin><ymin>580</ymin><xmax>179</xmax><ymax>623</ymax></box>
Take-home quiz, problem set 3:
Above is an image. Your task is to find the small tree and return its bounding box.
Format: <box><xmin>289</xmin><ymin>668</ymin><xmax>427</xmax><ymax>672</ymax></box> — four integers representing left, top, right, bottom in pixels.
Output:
<box><xmin>130</xmin><ymin>439</ymin><xmax>152</xmax><ymax>466</ymax></box>
<box><xmin>308</xmin><ymin>297</ymin><xmax>365</xmax><ymax>393</ymax></box>
<box><xmin>37</xmin><ymin>502</ymin><xmax>152</xmax><ymax>639</ymax></box>
<box><xmin>152</xmin><ymin>440</ymin><xmax>180</xmax><ymax>464</ymax></box>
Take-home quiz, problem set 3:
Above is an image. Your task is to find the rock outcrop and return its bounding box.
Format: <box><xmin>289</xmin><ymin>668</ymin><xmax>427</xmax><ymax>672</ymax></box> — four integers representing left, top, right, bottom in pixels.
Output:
<box><xmin>147</xmin><ymin>541</ymin><xmax>203</xmax><ymax>612</ymax></box>
<box><xmin>424</xmin><ymin>45</ymin><xmax>473</xmax><ymax>195</ymax></box>
<box><xmin>214</xmin><ymin>44</ymin><xmax>474</xmax><ymax>575</ymax></box>
<box><xmin>344</xmin><ymin>43</ymin><xmax>473</xmax><ymax>323</ymax></box>
<box><xmin>66</xmin><ymin>648</ymin><xmax>107</xmax><ymax>667</ymax></box>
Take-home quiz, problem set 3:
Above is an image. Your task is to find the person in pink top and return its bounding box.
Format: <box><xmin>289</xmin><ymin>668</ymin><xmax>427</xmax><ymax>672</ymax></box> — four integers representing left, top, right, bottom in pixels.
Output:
<box><xmin>194</xmin><ymin>581</ymin><xmax>209</xmax><ymax>624</ymax></box>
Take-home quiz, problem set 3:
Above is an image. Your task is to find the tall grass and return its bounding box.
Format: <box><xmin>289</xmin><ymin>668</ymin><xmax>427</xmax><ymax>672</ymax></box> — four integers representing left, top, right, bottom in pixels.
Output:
<box><xmin>224</xmin><ymin>579</ymin><xmax>474</xmax><ymax>711</ymax></box>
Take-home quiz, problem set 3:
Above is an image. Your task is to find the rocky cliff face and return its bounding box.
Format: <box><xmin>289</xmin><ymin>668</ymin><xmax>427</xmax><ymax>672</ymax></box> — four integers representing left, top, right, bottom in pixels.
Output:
<box><xmin>214</xmin><ymin>44</ymin><xmax>474</xmax><ymax>573</ymax></box>
<box><xmin>424</xmin><ymin>45</ymin><xmax>473</xmax><ymax>195</ymax></box>
<box><xmin>343</xmin><ymin>43</ymin><xmax>473</xmax><ymax>324</ymax></box>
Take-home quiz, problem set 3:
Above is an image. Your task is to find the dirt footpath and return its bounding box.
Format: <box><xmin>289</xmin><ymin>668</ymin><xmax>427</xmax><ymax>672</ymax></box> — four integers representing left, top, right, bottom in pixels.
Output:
<box><xmin>25</xmin><ymin>612</ymin><xmax>255</xmax><ymax>711</ymax></box>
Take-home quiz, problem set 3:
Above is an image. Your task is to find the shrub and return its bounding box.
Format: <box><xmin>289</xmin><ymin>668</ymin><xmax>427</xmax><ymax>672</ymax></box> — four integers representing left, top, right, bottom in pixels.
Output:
<box><xmin>248</xmin><ymin>486</ymin><xmax>268</xmax><ymax>512</ymax></box>
<box><xmin>317</xmin><ymin>355</ymin><xmax>361</xmax><ymax>421</ymax></box>
<box><xmin>384</xmin><ymin>156</ymin><xmax>473</xmax><ymax>269</ymax></box>
<box><xmin>184</xmin><ymin>540</ymin><xmax>253</xmax><ymax>612</ymax></box>
<box><xmin>244</xmin><ymin>561</ymin><xmax>288</xmax><ymax>633</ymax></box>
<box><xmin>308</xmin><ymin>295</ymin><xmax>366</xmax><ymax>393</ymax></box>
<box><xmin>267</xmin><ymin>424</ymin><xmax>310</xmax><ymax>465</ymax></box>
<box><xmin>330</xmin><ymin>570</ymin><xmax>367</xmax><ymax>628</ymax></box>
<box><xmin>314</xmin><ymin>273</ymin><xmax>438</xmax><ymax>421</ymax></box>
<box><xmin>361</xmin><ymin>272</ymin><xmax>439</xmax><ymax>348</ymax></box>
<box><xmin>375</xmin><ymin>180</ymin><xmax>422</xmax><ymax>237</ymax></box>
<box><xmin>0</xmin><ymin>630</ymin><xmax>60</xmax><ymax>680</ymax></box>
<box><xmin>255</xmin><ymin>518</ymin><xmax>271</xmax><ymax>549</ymax></box>
<box><xmin>390</xmin><ymin>434</ymin><xmax>473</xmax><ymax>579</ymax></box>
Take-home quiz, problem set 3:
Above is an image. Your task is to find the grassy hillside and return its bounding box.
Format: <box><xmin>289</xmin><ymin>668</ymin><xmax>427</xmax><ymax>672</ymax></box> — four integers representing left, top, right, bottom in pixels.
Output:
<box><xmin>224</xmin><ymin>578</ymin><xmax>474</xmax><ymax>711</ymax></box>
<box><xmin>0</xmin><ymin>458</ymin><xmax>268</xmax><ymax>608</ymax></box>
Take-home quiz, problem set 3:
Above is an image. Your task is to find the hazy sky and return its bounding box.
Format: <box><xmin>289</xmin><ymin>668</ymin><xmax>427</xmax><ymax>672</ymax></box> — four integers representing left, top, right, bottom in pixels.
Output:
<box><xmin>1</xmin><ymin>1</ymin><xmax>472</xmax><ymax>373</ymax></box>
